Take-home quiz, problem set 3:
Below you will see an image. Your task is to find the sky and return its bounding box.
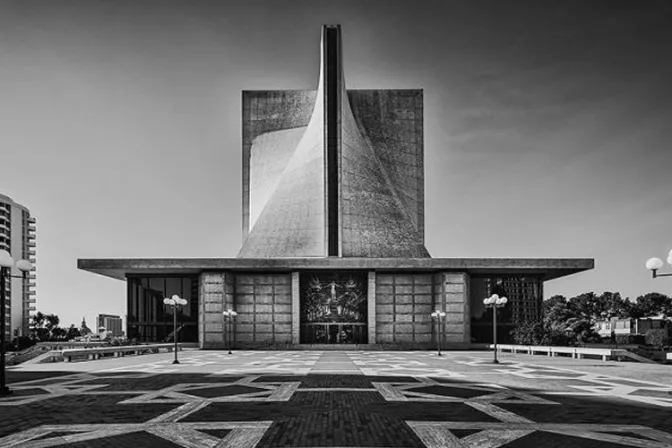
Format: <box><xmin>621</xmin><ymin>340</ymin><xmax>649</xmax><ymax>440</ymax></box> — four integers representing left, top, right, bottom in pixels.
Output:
<box><xmin>1</xmin><ymin>0</ymin><xmax>671</xmax><ymax>329</ymax></box>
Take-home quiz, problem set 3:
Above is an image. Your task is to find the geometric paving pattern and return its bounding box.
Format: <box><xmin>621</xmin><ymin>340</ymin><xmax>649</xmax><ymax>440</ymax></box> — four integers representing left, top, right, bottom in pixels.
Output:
<box><xmin>0</xmin><ymin>421</ymin><xmax>272</xmax><ymax>448</ymax></box>
<box><xmin>2</xmin><ymin>350</ymin><xmax>672</xmax><ymax>447</ymax></box>
<box><xmin>408</xmin><ymin>421</ymin><xmax>672</xmax><ymax>448</ymax></box>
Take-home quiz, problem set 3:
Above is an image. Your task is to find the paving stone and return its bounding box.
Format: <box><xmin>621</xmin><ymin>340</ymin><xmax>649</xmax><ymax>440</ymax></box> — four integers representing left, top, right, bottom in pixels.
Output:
<box><xmin>65</xmin><ymin>431</ymin><xmax>183</xmax><ymax>448</ymax></box>
<box><xmin>2</xmin><ymin>350</ymin><xmax>672</xmax><ymax>447</ymax></box>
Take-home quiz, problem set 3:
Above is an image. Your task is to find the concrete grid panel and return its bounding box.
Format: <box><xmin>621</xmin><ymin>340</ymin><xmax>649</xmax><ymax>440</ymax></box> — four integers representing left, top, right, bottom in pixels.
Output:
<box><xmin>433</xmin><ymin>271</ymin><xmax>471</xmax><ymax>346</ymax></box>
<box><xmin>232</xmin><ymin>273</ymin><xmax>292</xmax><ymax>346</ymax></box>
<box><xmin>199</xmin><ymin>272</ymin><xmax>227</xmax><ymax>349</ymax></box>
<box><xmin>375</xmin><ymin>273</ymin><xmax>436</xmax><ymax>345</ymax></box>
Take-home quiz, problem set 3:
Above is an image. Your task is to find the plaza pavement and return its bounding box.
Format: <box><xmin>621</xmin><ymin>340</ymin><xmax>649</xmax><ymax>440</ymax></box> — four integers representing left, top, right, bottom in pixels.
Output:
<box><xmin>1</xmin><ymin>350</ymin><xmax>672</xmax><ymax>447</ymax></box>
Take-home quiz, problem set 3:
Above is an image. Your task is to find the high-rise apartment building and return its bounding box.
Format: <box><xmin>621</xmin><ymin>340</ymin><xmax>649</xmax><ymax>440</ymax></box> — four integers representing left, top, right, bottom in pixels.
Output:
<box><xmin>97</xmin><ymin>314</ymin><xmax>123</xmax><ymax>337</ymax></box>
<box><xmin>0</xmin><ymin>194</ymin><xmax>37</xmax><ymax>339</ymax></box>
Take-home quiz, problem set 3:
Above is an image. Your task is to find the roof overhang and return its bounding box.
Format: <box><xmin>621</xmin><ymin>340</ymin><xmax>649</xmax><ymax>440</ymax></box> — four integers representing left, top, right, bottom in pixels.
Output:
<box><xmin>77</xmin><ymin>257</ymin><xmax>594</xmax><ymax>282</ymax></box>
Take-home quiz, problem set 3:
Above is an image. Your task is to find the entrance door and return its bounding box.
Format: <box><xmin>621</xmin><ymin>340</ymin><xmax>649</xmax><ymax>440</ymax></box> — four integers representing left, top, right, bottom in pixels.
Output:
<box><xmin>301</xmin><ymin>323</ymin><xmax>367</xmax><ymax>344</ymax></box>
<box><xmin>299</xmin><ymin>272</ymin><xmax>368</xmax><ymax>344</ymax></box>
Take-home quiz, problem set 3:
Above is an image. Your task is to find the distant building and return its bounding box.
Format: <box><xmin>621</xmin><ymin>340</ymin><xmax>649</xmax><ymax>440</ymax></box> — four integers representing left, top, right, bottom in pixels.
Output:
<box><xmin>80</xmin><ymin>316</ymin><xmax>92</xmax><ymax>336</ymax></box>
<box><xmin>98</xmin><ymin>314</ymin><xmax>123</xmax><ymax>337</ymax></box>
<box><xmin>0</xmin><ymin>194</ymin><xmax>36</xmax><ymax>339</ymax></box>
<box><xmin>595</xmin><ymin>316</ymin><xmax>669</xmax><ymax>337</ymax></box>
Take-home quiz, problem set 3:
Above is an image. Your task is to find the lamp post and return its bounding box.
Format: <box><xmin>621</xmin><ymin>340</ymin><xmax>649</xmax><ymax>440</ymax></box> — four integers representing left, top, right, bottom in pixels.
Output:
<box><xmin>430</xmin><ymin>309</ymin><xmax>446</xmax><ymax>356</ymax></box>
<box><xmin>222</xmin><ymin>309</ymin><xmax>237</xmax><ymax>354</ymax></box>
<box><xmin>0</xmin><ymin>250</ymin><xmax>33</xmax><ymax>396</ymax></box>
<box><xmin>163</xmin><ymin>294</ymin><xmax>187</xmax><ymax>364</ymax></box>
<box><xmin>646</xmin><ymin>250</ymin><xmax>672</xmax><ymax>278</ymax></box>
<box><xmin>483</xmin><ymin>294</ymin><xmax>508</xmax><ymax>364</ymax></box>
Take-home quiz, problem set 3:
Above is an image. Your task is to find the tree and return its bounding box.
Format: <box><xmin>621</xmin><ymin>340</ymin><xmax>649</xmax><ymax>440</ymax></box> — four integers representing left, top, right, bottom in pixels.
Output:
<box><xmin>511</xmin><ymin>321</ymin><xmax>546</xmax><ymax>345</ymax></box>
<box><xmin>565</xmin><ymin>317</ymin><xmax>601</xmax><ymax>344</ymax></box>
<box><xmin>595</xmin><ymin>292</ymin><xmax>631</xmax><ymax>319</ymax></box>
<box><xmin>30</xmin><ymin>312</ymin><xmax>50</xmax><ymax>341</ymax></box>
<box><xmin>543</xmin><ymin>295</ymin><xmax>572</xmax><ymax>324</ymax></box>
<box><xmin>66</xmin><ymin>325</ymin><xmax>81</xmax><ymax>341</ymax></box>
<box><xmin>567</xmin><ymin>292</ymin><xmax>600</xmax><ymax>321</ymax></box>
<box><xmin>29</xmin><ymin>311</ymin><xmax>63</xmax><ymax>341</ymax></box>
<box><xmin>630</xmin><ymin>293</ymin><xmax>672</xmax><ymax>319</ymax></box>
<box><xmin>51</xmin><ymin>327</ymin><xmax>67</xmax><ymax>340</ymax></box>
<box><xmin>32</xmin><ymin>311</ymin><xmax>46</xmax><ymax>328</ymax></box>
<box><xmin>44</xmin><ymin>314</ymin><xmax>60</xmax><ymax>333</ymax></box>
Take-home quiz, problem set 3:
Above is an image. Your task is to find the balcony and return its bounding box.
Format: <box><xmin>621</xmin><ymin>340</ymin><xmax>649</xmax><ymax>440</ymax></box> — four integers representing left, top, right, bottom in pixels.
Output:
<box><xmin>27</xmin><ymin>290</ymin><xmax>36</xmax><ymax>296</ymax></box>
<box><xmin>28</xmin><ymin>217</ymin><xmax>36</xmax><ymax>223</ymax></box>
<box><xmin>27</xmin><ymin>241</ymin><xmax>36</xmax><ymax>247</ymax></box>
<box><xmin>28</xmin><ymin>249</ymin><xmax>36</xmax><ymax>256</ymax></box>
<box><xmin>27</xmin><ymin>234</ymin><xmax>36</xmax><ymax>240</ymax></box>
<box><xmin>29</xmin><ymin>258</ymin><xmax>36</xmax><ymax>264</ymax></box>
<box><xmin>28</xmin><ymin>225</ymin><xmax>36</xmax><ymax>232</ymax></box>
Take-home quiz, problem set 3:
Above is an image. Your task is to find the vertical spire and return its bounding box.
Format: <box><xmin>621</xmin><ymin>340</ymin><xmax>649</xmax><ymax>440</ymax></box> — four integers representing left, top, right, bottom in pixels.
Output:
<box><xmin>322</xmin><ymin>25</ymin><xmax>342</xmax><ymax>256</ymax></box>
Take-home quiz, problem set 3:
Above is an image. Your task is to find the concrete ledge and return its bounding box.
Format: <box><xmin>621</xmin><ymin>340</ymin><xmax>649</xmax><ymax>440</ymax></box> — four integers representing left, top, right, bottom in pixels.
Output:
<box><xmin>61</xmin><ymin>344</ymin><xmax>181</xmax><ymax>363</ymax></box>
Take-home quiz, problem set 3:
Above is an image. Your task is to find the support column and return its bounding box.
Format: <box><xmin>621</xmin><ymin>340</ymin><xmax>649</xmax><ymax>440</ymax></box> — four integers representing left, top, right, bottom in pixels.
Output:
<box><xmin>291</xmin><ymin>272</ymin><xmax>300</xmax><ymax>345</ymax></box>
<box><xmin>367</xmin><ymin>271</ymin><xmax>376</xmax><ymax>344</ymax></box>
<box><xmin>436</xmin><ymin>272</ymin><xmax>471</xmax><ymax>348</ymax></box>
<box><xmin>198</xmin><ymin>272</ymin><xmax>226</xmax><ymax>349</ymax></box>
<box><xmin>225</xmin><ymin>274</ymin><xmax>235</xmax><ymax>347</ymax></box>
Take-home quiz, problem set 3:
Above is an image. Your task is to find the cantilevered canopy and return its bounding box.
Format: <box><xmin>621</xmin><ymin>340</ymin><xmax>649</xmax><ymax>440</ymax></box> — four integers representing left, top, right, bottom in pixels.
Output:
<box><xmin>78</xmin><ymin>257</ymin><xmax>593</xmax><ymax>282</ymax></box>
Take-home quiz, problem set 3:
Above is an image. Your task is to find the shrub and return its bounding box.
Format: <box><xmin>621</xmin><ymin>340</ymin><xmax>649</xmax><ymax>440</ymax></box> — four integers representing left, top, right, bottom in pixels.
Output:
<box><xmin>511</xmin><ymin>321</ymin><xmax>545</xmax><ymax>345</ymax></box>
<box><xmin>12</xmin><ymin>336</ymin><xmax>37</xmax><ymax>351</ymax></box>
<box><xmin>645</xmin><ymin>329</ymin><xmax>668</xmax><ymax>348</ymax></box>
<box><xmin>615</xmin><ymin>334</ymin><xmax>637</xmax><ymax>345</ymax></box>
<box><xmin>510</xmin><ymin>321</ymin><xmax>573</xmax><ymax>346</ymax></box>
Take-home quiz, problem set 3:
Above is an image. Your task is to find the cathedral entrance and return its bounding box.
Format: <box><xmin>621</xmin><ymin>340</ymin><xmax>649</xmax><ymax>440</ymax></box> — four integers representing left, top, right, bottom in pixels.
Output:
<box><xmin>299</xmin><ymin>272</ymin><xmax>368</xmax><ymax>344</ymax></box>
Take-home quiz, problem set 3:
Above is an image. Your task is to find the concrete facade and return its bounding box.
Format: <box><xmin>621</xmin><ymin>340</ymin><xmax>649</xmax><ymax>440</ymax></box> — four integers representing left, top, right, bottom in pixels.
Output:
<box><xmin>81</xmin><ymin>257</ymin><xmax>592</xmax><ymax>349</ymax></box>
<box><xmin>196</xmin><ymin>270</ymin><xmax>470</xmax><ymax>349</ymax></box>
<box><xmin>78</xmin><ymin>25</ymin><xmax>595</xmax><ymax>349</ymax></box>
<box><xmin>81</xmin><ymin>258</ymin><xmax>593</xmax><ymax>349</ymax></box>
<box><xmin>238</xmin><ymin>25</ymin><xmax>428</xmax><ymax>259</ymax></box>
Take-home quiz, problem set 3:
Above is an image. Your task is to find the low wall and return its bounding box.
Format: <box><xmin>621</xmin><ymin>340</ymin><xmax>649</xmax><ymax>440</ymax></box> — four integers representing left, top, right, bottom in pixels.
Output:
<box><xmin>60</xmin><ymin>343</ymin><xmax>180</xmax><ymax>362</ymax></box>
<box><xmin>489</xmin><ymin>344</ymin><xmax>657</xmax><ymax>363</ymax></box>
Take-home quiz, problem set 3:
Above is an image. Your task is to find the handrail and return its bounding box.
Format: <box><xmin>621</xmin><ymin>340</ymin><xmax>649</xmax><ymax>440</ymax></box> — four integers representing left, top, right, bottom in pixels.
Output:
<box><xmin>489</xmin><ymin>344</ymin><xmax>622</xmax><ymax>361</ymax></box>
<box><xmin>163</xmin><ymin>324</ymin><xmax>184</xmax><ymax>342</ymax></box>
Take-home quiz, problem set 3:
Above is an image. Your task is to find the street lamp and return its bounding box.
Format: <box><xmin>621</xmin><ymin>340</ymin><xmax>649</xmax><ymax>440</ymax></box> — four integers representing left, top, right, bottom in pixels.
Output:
<box><xmin>430</xmin><ymin>309</ymin><xmax>446</xmax><ymax>356</ymax></box>
<box><xmin>222</xmin><ymin>309</ymin><xmax>237</xmax><ymax>354</ymax></box>
<box><xmin>483</xmin><ymin>294</ymin><xmax>508</xmax><ymax>364</ymax></box>
<box><xmin>646</xmin><ymin>250</ymin><xmax>672</xmax><ymax>278</ymax></box>
<box><xmin>163</xmin><ymin>294</ymin><xmax>187</xmax><ymax>364</ymax></box>
<box><xmin>0</xmin><ymin>250</ymin><xmax>33</xmax><ymax>396</ymax></box>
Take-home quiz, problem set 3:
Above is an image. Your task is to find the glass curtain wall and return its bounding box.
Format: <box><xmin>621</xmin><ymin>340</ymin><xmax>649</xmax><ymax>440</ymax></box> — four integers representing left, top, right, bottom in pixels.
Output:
<box><xmin>127</xmin><ymin>275</ymin><xmax>199</xmax><ymax>342</ymax></box>
<box><xmin>470</xmin><ymin>275</ymin><xmax>543</xmax><ymax>343</ymax></box>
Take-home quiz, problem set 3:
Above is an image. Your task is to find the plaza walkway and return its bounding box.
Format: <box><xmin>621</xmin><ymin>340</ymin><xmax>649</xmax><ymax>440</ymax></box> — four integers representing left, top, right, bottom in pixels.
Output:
<box><xmin>1</xmin><ymin>350</ymin><xmax>672</xmax><ymax>447</ymax></box>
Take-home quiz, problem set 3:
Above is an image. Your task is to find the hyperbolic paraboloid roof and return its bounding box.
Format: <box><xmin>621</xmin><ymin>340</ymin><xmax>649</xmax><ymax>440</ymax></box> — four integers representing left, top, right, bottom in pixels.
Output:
<box><xmin>239</xmin><ymin>25</ymin><xmax>429</xmax><ymax>258</ymax></box>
